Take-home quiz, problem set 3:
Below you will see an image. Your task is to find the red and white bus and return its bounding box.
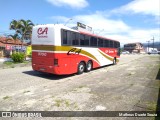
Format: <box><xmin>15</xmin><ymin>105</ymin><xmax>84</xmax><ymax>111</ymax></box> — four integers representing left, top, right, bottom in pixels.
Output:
<box><xmin>31</xmin><ymin>24</ymin><xmax>120</xmax><ymax>75</ymax></box>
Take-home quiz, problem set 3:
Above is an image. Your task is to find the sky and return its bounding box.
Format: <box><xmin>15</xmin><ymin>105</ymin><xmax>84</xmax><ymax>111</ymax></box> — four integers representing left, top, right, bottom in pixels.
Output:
<box><xmin>0</xmin><ymin>0</ymin><xmax>160</xmax><ymax>45</ymax></box>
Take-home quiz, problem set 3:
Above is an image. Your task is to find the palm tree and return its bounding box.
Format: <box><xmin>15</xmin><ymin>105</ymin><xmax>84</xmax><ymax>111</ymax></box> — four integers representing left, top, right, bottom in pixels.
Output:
<box><xmin>10</xmin><ymin>19</ymin><xmax>22</xmax><ymax>34</ymax></box>
<box><xmin>9</xmin><ymin>19</ymin><xmax>34</xmax><ymax>43</ymax></box>
<box><xmin>20</xmin><ymin>19</ymin><xmax>34</xmax><ymax>42</ymax></box>
<box><xmin>8</xmin><ymin>34</ymin><xmax>19</xmax><ymax>40</ymax></box>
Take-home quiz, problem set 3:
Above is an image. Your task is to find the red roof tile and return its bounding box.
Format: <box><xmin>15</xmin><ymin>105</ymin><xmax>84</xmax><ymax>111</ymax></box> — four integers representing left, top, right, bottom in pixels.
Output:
<box><xmin>0</xmin><ymin>37</ymin><xmax>27</xmax><ymax>46</ymax></box>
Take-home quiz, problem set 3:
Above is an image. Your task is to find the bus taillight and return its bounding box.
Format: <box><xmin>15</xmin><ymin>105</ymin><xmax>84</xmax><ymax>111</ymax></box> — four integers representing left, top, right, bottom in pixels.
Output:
<box><xmin>54</xmin><ymin>59</ymin><xmax>58</xmax><ymax>66</ymax></box>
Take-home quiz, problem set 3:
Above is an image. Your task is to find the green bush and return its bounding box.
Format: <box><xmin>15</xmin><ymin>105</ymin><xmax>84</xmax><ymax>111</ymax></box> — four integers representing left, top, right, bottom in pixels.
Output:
<box><xmin>27</xmin><ymin>54</ymin><xmax>32</xmax><ymax>58</ymax></box>
<box><xmin>11</xmin><ymin>52</ymin><xmax>25</xmax><ymax>63</ymax></box>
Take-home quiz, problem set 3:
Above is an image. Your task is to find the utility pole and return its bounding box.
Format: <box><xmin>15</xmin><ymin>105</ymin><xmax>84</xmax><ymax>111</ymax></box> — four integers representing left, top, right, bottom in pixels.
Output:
<box><xmin>151</xmin><ymin>36</ymin><xmax>154</xmax><ymax>50</ymax></box>
<box><xmin>64</xmin><ymin>18</ymin><xmax>72</xmax><ymax>26</ymax></box>
<box><xmin>97</xmin><ymin>29</ymin><xmax>104</xmax><ymax>35</ymax></box>
<box><xmin>146</xmin><ymin>40</ymin><xmax>150</xmax><ymax>53</ymax></box>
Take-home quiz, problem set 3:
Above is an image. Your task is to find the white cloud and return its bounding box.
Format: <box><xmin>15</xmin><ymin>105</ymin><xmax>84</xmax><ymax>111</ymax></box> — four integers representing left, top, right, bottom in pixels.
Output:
<box><xmin>106</xmin><ymin>29</ymin><xmax>159</xmax><ymax>44</ymax></box>
<box><xmin>46</xmin><ymin>0</ymin><xmax>88</xmax><ymax>9</ymax></box>
<box><xmin>51</xmin><ymin>16</ymin><xmax>69</xmax><ymax>22</ymax></box>
<box><xmin>51</xmin><ymin>12</ymin><xmax>130</xmax><ymax>34</ymax></box>
<box><xmin>74</xmin><ymin>14</ymin><xmax>130</xmax><ymax>33</ymax></box>
<box><xmin>113</xmin><ymin>0</ymin><xmax>160</xmax><ymax>17</ymax></box>
<box><xmin>50</xmin><ymin>8</ymin><xmax>159</xmax><ymax>44</ymax></box>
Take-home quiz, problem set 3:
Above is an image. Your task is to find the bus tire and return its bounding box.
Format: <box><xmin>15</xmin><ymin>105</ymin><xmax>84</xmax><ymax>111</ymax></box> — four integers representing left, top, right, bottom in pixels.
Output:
<box><xmin>85</xmin><ymin>60</ymin><xmax>92</xmax><ymax>72</ymax></box>
<box><xmin>77</xmin><ymin>62</ymin><xmax>85</xmax><ymax>74</ymax></box>
<box><xmin>113</xmin><ymin>58</ymin><xmax>116</xmax><ymax>65</ymax></box>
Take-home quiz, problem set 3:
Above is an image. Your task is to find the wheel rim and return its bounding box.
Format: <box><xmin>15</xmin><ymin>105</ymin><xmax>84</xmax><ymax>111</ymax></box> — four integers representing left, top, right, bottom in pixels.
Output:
<box><xmin>79</xmin><ymin>64</ymin><xmax>84</xmax><ymax>72</ymax></box>
<box><xmin>87</xmin><ymin>63</ymin><xmax>92</xmax><ymax>70</ymax></box>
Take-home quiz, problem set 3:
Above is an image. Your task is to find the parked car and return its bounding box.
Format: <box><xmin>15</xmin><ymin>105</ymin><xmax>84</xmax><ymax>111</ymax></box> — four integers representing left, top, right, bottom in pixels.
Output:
<box><xmin>148</xmin><ymin>50</ymin><xmax>160</xmax><ymax>54</ymax></box>
<box><xmin>121</xmin><ymin>51</ymin><xmax>130</xmax><ymax>54</ymax></box>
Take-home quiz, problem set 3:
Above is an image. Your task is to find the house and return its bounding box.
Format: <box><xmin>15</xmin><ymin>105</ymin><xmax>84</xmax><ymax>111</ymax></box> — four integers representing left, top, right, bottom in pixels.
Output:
<box><xmin>0</xmin><ymin>37</ymin><xmax>27</xmax><ymax>57</ymax></box>
<box><xmin>123</xmin><ymin>42</ymin><xmax>145</xmax><ymax>53</ymax></box>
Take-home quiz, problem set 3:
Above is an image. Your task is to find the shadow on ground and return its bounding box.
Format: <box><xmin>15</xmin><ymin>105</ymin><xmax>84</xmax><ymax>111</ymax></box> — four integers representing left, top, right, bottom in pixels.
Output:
<box><xmin>23</xmin><ymin>70</ymin><xmax>75</xmax><ymax>80</ymax></box>
<box><xmin>22</xmin><ymin>64</ymin><xmax>113</xmax><ymax>80</ymax></box>
<box><xmin>155</xmin><ymin>67</ymin><xmax>160</xmax><ymax>120</ymax></box>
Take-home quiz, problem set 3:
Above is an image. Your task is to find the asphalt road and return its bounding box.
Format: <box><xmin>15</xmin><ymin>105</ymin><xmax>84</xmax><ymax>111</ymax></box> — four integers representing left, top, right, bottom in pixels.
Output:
<box><xmin>0</xmin><ymin>54</ymin><xmax>160</xmax><ymax>120</ymax></box>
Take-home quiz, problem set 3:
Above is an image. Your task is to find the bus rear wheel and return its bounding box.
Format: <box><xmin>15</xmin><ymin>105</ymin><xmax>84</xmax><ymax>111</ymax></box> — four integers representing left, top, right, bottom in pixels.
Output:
<box><xmin>85</xmin><ymin>61</ymin><xmax>92</xmax><ymax>72</ymax></box>
<box><xmin>77</xmin><ymin>62</ymin><xmax>85</xmax><ymax>74</ymax></box>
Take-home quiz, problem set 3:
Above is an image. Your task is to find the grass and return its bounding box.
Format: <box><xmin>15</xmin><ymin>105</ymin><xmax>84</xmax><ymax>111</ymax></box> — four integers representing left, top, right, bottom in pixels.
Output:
<box><xmin>51</xmin><ymin>95</ymin><xmax>55</xmax><ymax>98</ymax></box>
<box><xmin>64</xmin><ymin>100</ymin><xmax>70</xmax><ymax>107</ymax></box>
<box><xmin>72</xmin><ymin>85</ymin><xmax>87</xmax><ymax>92</ymax></box>
<box><xmin>11</xmin><ymin>65</ymin><xmax>15</xmax><ymax>68</ymax></box>
<box><xmin>146</xmin><ymin>102</ymin><xmax>157</xmax><ymax>111</ymax></box>
<box><xmin>156</xmin><ymin>64</ymin><xmax>160</xmax><ymax>80</ymax></box>
<box><xmin>127</xmin><ymin>73</ymin><xmax>132</xmax><ymax>76</ymax></box>
<box><xmin>130</xmin><ymin>83</ymin><xmax>134</xmax><ymax>86</ymax></box>
<box><xmin>138</xmin><ymin>100</ymin><xmax>157</xmax><ymax>111</ymax></box>
<box><xmin>78</xmin><ymin>85</ymin><xmax>86</xmax><ymax>88</ymax></box>
<box><xmin>3</xmin><ymin>96</ymin><xmax>10</xmax><ymax>100</ymax></box>
<box><xmin>127</xmin><ymin>72</ymin><xmax>135</xmax><ymax>76</ymax></box>
<box><xmin>147</xmin><ymin>84</ymin><xmax>160</xmax><ymax>89</ymax></box>
<box><xmin>3</xmin><ymin>61</ymin><xmax>15</xmax><ymax>68</ymax></box>
<box><xmin>23</xmin><ymin>61</ymin><xmax>30</xmax><ymax>64</ymax></box>
<box><xmin>3</xmin><ymin>60</ymin><xmax>30</xmax><ymax>65</ymax></box>
<box><xmin>55</xmin><ymin>99</ymin><xmax>63</xmax><ymax>107</ymax></box>
<box><xmin>2</xmin><ymin>60</ymin><xmax>31</xmax><ymax>69</ymax></box>
<box><xmin>23</xmin><ymin>90</ymin><xmax>30</xmax><ymax>93</ymax></box>
<box><xmin>54</xmin><ymin>99</ymin><xmax>74</xmax><ymax>108</ymax></box>
<box><xmin>73</xmin><ymin>102</ymin><xmax>79</xmax><ymax>110</ymax></box>
<box><xmin>3</xmin><ymin>61</ymin><xmax>13</xmax><ymax>65</ymax></box>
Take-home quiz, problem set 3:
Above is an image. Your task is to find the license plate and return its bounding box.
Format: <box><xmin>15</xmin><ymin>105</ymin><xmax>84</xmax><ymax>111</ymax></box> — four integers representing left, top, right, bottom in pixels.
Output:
<box><xmin>40</xmin><ymin>68</ymin><xmax>45</xmax><ymax>71</ymax></box>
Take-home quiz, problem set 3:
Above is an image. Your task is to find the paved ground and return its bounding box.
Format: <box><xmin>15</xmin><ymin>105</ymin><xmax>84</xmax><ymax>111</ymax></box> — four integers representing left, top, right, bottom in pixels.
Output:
<box><xmin>0</xmin><ymin>54</ymin><xmax>160</xmax><ymax>120</ymax></box>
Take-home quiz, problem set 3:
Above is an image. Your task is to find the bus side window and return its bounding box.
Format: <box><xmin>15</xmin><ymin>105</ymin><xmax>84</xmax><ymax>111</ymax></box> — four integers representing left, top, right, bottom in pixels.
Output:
<box><xmin>84</xmin><ymin>35</ymin><xmax>90</xmax><ymax>46</ymax></box>
<box><xmin>114</xmin><ymin>42</ymin><xmax>116</xmax><ymax>48</ymax></box>
<box><xmin>72</xmin><ymin>32</ymin><xmax>79</xmax><ymax>45</ymax></box>
<box><xmin>98</xmin><ymin>38</ymin><xmax>103</xmax><ymax>47</ymax></box>
<box><xmin>80</xmin><ymin>34</ymin><xmax>85</xmax><ymax>46</ymax></box>
<box><xmin>110</xmin><ymin>41</ymin><xmax>113</xmax><ymax>48</ymax></box>
<box><xmin>115</xmin><ymin>42</ymin><xmax>120</xmax><ymax>48</ymax></box>
<box><xmin>80</xmin><ymin>34</ymin><xmax>90</xmax><ymax>46</ymax></box>
<box><xmin>90</xmin><ymin>36</ymin><xmax>97</xmax><ymax>47</ymax></box>
<box><xmin>118</xmin><ymin>42</ymin><xmax>120</xmax><ymax>48</ymax></box>
<box><xmin>104</xmin><ymin>40</ymin><xmax>110</xmax><ymax>47</ymax></box>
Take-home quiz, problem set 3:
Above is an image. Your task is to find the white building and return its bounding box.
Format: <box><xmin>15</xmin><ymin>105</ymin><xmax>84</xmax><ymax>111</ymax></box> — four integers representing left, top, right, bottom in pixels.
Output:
<box><xmin>145</xmin><ymin>47</ymin><xmax>158</xmax><ymax>53</ymax></box>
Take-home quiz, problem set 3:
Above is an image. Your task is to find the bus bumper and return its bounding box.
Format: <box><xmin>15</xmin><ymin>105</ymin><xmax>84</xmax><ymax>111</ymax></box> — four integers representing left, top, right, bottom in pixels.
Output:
<box><xmin>32</xmin><ymin>64</ymin><xmax>61</xmax><ymax>75</ymax></box>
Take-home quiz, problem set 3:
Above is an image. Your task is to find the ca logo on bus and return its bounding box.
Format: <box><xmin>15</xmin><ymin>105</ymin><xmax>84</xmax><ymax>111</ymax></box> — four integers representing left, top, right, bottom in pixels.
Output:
<box><xmin>37</xmin><ymin>27</ymin><xmax>48</xmax><ymax>38</ymax></box>
<box><xmin>67</xmin><ymin>48</ymin><xmax>81</xmax><ymax>55</ymax></box>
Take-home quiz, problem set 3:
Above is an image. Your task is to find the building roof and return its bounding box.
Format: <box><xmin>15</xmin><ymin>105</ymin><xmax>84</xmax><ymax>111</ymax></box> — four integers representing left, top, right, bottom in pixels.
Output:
<box><xmin>124</xmin><ymin>42</ymin><xmax>142</xmax><ymax>45</ymax></box>
<box><xmin>0</xmin><ymin>37</ymin><xmax>27</xmax><ymax>46</ymax></box>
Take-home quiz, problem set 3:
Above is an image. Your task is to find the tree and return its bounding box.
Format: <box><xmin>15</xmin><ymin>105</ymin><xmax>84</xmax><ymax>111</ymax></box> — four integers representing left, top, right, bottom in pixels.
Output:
<box><xmin>19</xmin><ymin>19</ymin><xmax>34</xmax><ymax>42</ymax></box>
<box><xmin>8</xmin><ymin>34</ymin><xmax>20</xmax><ymax>41</ymax></box>
<box><xmin>9</xmin><ymin>19</ymin><xmax>34</xmax><ymax>43</ymax></box>
<box><xmin>10</xmin><ymin>19</ymin><xmax>22</xmax><ymax>34</ymax></box>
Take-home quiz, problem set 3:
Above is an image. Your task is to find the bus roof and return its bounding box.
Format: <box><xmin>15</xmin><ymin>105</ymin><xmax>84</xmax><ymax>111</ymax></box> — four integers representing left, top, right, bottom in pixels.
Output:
<box><xmin>33</xmin><ymin>24</ymin><xmax>119</xmax><ymax>42</ymax></box>
<box><xmin>79</xmin><ymin>31</ymin><xmax>119</xmax><ymax>42</ymax></box>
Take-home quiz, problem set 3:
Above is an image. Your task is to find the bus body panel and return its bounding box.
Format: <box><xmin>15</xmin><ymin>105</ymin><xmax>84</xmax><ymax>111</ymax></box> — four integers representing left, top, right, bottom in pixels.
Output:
<box><xmin>32</xmin><ymin>46</ymin><xmax>119</xmax><ymax>75</ymax></box>
<box><xmin>31</xmin><ymin>24</ymin><xmax>120</xmax><ymax>75</ymax></box>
